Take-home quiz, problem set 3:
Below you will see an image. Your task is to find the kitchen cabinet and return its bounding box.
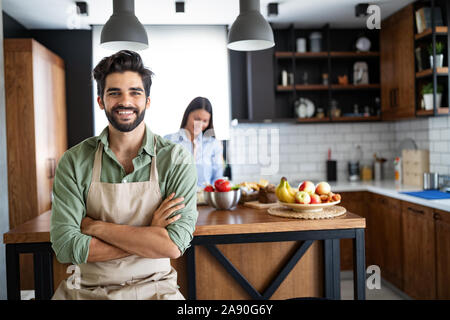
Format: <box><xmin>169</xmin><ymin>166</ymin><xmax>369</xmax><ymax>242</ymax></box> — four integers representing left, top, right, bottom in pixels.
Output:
<box><xmin>376</xmin><ymin>194</ymin><xmax>403</xmax><ymax>290</ymax></box>
<box><xmin>340</xmin><ymin>192</ymin><xmax>403</xmax><ymax>290</ymax></box>
<box><xmin>339</xmin><ymin>192</ymin><xmax>370</xmax><ymax>270</ymax></box>
<box><xmin>4</xmin><ymin>38</ymin><xmax>68</xmax><ymax>289</ymax></box>
<box><xmin>380</xmin><ymin>4</ymin><xmax>416</xmax><ymax>120</ymax></box>
<box><xmin>401</xmin><ymin>201</ymin><xmax>436</xmax><ymax>299</ymax></box>
<box><xmin>434</xmin><ymin>208</ymin><xmax>450</xmax><ymax>299</ymax></box>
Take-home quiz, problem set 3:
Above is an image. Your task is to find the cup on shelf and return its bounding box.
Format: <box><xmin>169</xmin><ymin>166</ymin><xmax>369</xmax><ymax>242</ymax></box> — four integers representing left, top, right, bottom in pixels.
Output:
<box><xmin>296</xmin><ymin>38</ymin><xmax>306</xmax><ymax>52</ymax></box>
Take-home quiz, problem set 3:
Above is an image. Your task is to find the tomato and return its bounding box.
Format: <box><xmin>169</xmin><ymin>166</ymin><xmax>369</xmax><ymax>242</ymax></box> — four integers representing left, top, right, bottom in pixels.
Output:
<box><xmin>214</xmin><ymin>179</ymin><xmax>231</xmax><ymax>192</ymax></box>
<box><xmin>204</xmin><ymin>185</ymin><xmax>214</xmax><ymax>192</ymax></box>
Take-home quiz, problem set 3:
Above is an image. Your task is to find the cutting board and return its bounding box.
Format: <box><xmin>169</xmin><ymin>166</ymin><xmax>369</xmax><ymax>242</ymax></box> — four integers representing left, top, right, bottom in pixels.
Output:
<box><xmin>243</xmin><ymin>201</ymin><xmax>279</xmax><ymax>209</ymax></box>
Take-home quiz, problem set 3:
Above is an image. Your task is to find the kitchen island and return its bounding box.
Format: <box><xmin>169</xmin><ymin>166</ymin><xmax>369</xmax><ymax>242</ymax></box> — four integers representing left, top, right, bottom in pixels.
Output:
<box><xmin>4</xmin><ymin>204</ymin><xmax>366</xmax><ymax>300</ymax></box>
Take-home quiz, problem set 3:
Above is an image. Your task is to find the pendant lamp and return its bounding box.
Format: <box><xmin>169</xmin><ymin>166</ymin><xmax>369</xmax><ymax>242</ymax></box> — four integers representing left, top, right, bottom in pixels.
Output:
<box><xmin>228</xmin><ymin>0</ymin><xmax>275</xmax><ymax>51</ymax></box>
<box><xmin>101</xmin><ymin>0</ymin><xmax>148</xmax><ymax>51</ymax></box>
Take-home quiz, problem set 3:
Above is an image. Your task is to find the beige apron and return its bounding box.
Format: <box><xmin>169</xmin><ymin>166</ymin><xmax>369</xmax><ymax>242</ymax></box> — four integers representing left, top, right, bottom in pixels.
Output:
<box><xmin>52</xmin><ymin>138</ymin><xmax>184</xmax><ymax>300</ymax></box>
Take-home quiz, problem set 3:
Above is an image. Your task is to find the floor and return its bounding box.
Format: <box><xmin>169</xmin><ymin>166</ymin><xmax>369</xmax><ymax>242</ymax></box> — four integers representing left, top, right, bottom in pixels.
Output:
<box><xmin>340</xmin><ymin>271</ymin><xmax>410</xmax><ymax>300</ymax></box>
<box><xmin>20</xmin><ymin>272</ymin><xmax>410</xmax><ymax>300</ymax></box>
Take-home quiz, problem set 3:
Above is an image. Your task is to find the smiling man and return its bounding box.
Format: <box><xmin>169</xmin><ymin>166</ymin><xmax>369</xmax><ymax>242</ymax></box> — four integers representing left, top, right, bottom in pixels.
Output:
<box><xmin>50</xmin><ymin>50</ymin><xmax>198</xmax><ymax>300</ymax></box>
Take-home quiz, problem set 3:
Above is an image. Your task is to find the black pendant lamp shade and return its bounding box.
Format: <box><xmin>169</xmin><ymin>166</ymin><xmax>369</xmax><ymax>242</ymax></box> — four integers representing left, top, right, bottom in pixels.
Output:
<box><xmin>228</xmin><ymin>0</ymin><xmax>275</xmax><ymax>51</ymax></box>
<box><xmin>101</xmin><ymin>0</ymin><xmax>148</xmax><ymax>50</ymax></box>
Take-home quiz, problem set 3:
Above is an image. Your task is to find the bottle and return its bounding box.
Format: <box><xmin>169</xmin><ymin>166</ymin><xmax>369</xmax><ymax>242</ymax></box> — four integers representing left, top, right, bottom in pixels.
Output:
<box><xmin>394</xmin><ymin>157</ymin><xmax>402</xmax><ymax>184</ymax></box>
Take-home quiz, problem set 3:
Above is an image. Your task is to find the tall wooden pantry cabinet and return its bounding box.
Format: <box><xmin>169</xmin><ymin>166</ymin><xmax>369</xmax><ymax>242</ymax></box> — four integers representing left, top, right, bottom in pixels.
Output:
<box><xmin>4</xmin><ymin>39</ymin><xmax>68</xmax><ymax>289</ymax></box>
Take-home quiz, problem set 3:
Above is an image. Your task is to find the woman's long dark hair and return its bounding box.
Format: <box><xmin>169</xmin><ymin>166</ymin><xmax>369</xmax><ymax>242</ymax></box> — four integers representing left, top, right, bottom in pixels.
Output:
<box><xmin>180</xmin><ymin>97</ymin><xmax>214</xmax><ymax>134</ymax></box>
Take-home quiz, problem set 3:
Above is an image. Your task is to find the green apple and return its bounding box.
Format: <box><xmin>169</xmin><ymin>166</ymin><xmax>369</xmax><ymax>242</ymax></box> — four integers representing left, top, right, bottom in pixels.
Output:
<box><xmin>295</xmin><ymin>191</ymin><xmax>311</xmax><ymax>204</ymax></box>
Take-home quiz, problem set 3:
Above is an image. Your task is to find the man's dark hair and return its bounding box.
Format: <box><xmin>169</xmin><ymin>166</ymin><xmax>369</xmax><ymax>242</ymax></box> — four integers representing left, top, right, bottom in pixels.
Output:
<box><xmin>93</xmin><ymin>50</ymin><xmax>153</xmax><ymax>100</ymax></box>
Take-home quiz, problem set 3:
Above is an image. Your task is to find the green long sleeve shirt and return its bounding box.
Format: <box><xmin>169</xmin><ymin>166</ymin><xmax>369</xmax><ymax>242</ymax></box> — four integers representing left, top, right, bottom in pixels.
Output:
<box><xmin>50</xmin><ymin>126</ymin><xmax>198</xmax><ymax>265</ymax></box>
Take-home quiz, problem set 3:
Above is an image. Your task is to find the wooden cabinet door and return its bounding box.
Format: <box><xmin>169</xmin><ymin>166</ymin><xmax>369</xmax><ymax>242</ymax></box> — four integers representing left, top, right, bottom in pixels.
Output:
<box><xmin>380</xmin><ymin>13</ymin><xmax>396</xmax><ymax>120</ymax></box>
<box><xmin>339</xmin><ymin>192</ymin><xmax>369</xmax><ymax>270</ymax></box>
<box><xmin>32</xmin><ymin>40</ymin><xmax>67</xmax><ymax>215</ymax></box>
<box><xmin>402</xmin><ymin>201</ymin><xmax>436</xmax><ymax>299</ymax></box>
<box><xmin>380</xmin><ymin>4</ymin><xmax>415</xmax><ymax>120</ymax></box>
<box><xmin>367</xmin><ymin>193</ymin><xmax>386</xmax><ymax>270</ymax></box>
<box><xmin>435</xmin><ymin>209</ymin><xmax>450</xmax><ymax>299</ymax></box>
<box><xmin>392</xmin><ymin>4</ymin><xmax>415</xmax><ymax>119</ymax></box>
<box><xmin>380</xmin><ymin>196</ymin><xmax>403</xmax><ymax>290</ymax></box>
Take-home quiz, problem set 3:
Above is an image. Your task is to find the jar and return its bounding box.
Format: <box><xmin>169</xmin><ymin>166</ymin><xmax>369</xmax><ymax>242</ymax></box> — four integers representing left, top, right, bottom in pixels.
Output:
<box><xmin>309</xmin><ymin>32</ymin><xmax>322</xmax><ymax>52</ymax></box>
<box><xmin>361</xmin><ymin>162</ymin><xmax>373</xmax><ymax>181</ymax></box>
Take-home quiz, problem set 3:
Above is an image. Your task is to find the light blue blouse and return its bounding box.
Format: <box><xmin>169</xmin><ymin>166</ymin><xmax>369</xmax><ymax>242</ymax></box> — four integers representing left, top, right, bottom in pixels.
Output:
<box><xmin>164</xmin><ymin>129</ymin><xmax>224</xmax><ymax>187</ymax></box>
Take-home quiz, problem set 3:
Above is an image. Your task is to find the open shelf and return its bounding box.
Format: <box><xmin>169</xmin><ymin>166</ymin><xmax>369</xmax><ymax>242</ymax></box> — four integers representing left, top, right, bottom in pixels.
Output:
<box><xmin>332</xmin><ymin>115</ymin><xmax>381</xmax><ymax>122</ymax></box>
<box><xmin>275</xmin><ymin>51</ymin><xmax>380</xmax><ymax>59</ymax></box>
<box><xmin>416</xmin><ymin>67</ymin><xmax>449</xmax><ymax>78</ymax></box>
<box><xmin>276</xmin><ymin>85</ymin><xmax>294</xmax><ymax>91</ymax></box>
<box><xmin>296</xmin><ymin>117</ymin><xmax>330</xmax><ymax>123</ymax></box>
<box><xmin>295</xmin><ymin>84</ymin><xmax>329</xmax><ymax>91</ymax></box>
<box><xmin>330</xmin><ymin>51</ymin><xmax>380</xmax><ymax>58</ymax></box>
<box><xmin>416</xmin><ymin>107</ymin><xmax>449</xmax><ymax>116</ymax></box>
<box><xmin>415</xmin><ymin>26</ymin><xmax>448</xmax><ymax>40</ymax></box>
<box><xmin>331</xmin><ymin>84</ymin><xmax>380</xmax><ymax>90</ymax></box>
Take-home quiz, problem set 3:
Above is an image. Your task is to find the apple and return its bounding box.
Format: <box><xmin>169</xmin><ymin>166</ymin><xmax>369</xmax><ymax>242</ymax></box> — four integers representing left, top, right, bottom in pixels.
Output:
<box><xmin>214</xmin><ymin>179</ymin><xmax>231</xmax><ymax>192</ymax></box>
<box><xmin>299</xmin><ymin>181</ymin><xmax>315</xmax><ymax>194</ymax></box>
<box><xmin>204</xmin><ymin>185</ymin><xmax>214</xmax><ymax>192</ymax></box>
<box><xmin>310</xmin><ymin>193</ymin><xmax>321</xmax><ymax>204</ymax></box>
<box><xmin>332</xmin><ymin>193</ymin><xmax>341</xmax><ymax>202</ymax></box>
<box><xmin>315</xmin><ymin>181</ymin><xmax>331</xmax><ymax>195</ymax></box>
<box><xmin>295</xmin><ymin>191</ymin><xmax>311</xmax><ymax>204</ymax></box>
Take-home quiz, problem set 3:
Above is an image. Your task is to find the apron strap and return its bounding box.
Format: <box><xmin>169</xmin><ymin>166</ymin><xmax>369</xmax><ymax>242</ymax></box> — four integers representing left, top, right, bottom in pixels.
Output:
<box><xmin>150</xmin><ymin>136</ymin><xmax>158</xmax><ymax>182</ymax></box>
<box><xmin>92</xmin><ymin>142</ymin><xmax>103</xmax><ymax>183</ymax></box>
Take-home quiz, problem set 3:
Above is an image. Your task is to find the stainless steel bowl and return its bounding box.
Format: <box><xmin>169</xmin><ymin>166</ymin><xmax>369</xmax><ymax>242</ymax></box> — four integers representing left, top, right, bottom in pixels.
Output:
<box><xmin>204</xmin><ymin>189</ymin><xmax>241</xmax><ymax>210</ymax></box>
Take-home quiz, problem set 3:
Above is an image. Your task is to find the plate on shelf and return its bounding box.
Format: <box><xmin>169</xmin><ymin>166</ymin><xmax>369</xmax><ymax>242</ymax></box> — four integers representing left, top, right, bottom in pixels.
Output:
<box><xmin>305</xmin><ymin>98</ymin><xmax>315</xmax><ymax>117</ymax></box>
<box><xmin>277</xmin><ymin>200</ymin><xmax>340</xmax><ymax>213</ymax></box>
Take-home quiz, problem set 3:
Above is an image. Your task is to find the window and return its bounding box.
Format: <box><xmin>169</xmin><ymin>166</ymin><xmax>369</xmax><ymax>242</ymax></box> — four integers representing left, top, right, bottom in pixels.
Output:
<box><xmin>92</xmin><ymin>25</ymin><xmax>231</xmax><ymax>140</ymax></box>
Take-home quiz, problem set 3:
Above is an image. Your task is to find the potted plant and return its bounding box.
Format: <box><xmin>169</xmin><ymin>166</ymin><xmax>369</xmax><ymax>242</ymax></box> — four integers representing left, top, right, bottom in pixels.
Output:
<box><xmin>428</xmin><ymin>42</ymin><xmax>445</xmax><ymax>68</ymax></box>
<box><xmin>422</xmin><ymin>82</ymin><xmax>443</xmax><ymax>110</ymax></box>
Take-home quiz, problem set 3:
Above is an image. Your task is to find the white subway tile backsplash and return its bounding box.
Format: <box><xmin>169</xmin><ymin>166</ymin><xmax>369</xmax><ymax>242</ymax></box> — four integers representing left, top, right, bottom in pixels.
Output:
<box><xmin>230</xmin><ymin>116</ymin><xmax>450</xmax><ymax>182</ymax></box>
<box><xmin>441</xmin><ymin>128</ymin><xmax>450</xmax><ymax>140</ymax></box>
<box><xmin>441</xmin><ymin>153</ymin><xmax>450</xmax><ymax>165</ymax></box>
<box><xmin>362</xmin><ymin>132</ymin><xmax>380</xmax><ymax>142</ymax></box>
<box><xmin>431</xmin><ymin>116</ymin><xmax>448</xmax><ymax>128</ymax></box>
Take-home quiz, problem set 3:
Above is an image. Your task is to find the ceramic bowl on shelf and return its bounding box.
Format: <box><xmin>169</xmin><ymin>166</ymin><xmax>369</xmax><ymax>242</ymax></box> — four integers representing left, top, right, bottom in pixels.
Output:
<box><xmin>277</xmin><ymin>200</ymin><xmax>340</xmax><ymax>213</ymax></box>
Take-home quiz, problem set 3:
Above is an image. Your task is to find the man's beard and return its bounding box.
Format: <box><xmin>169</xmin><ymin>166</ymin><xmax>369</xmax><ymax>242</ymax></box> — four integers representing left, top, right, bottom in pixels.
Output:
<box><xmin>105</xmin><ymin>106</ymin><xmax>146</xmax><ymax>132</ymax></box>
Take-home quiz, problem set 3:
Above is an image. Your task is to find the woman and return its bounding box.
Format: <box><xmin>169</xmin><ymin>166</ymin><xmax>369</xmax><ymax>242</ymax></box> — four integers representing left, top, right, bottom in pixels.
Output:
<box><xmin>165</xmin><ymin>97</ymin><xmax>224</xmax><ymax>187</ymax></box>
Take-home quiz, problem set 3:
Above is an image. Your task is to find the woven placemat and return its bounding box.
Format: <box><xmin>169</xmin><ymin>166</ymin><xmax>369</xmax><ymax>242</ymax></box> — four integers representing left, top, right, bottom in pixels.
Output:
<box><xmin>268</xmin><ymin>205</ymin><xmax>347</xmax><ymax>220</ymax></box>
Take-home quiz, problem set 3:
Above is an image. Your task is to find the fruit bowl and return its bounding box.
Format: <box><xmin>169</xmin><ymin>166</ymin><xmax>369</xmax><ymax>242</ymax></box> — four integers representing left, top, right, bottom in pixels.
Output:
<box><xmin>278</xmin><ymin>200</ymin><xmax>341</xmax><ymax>213</ymax></box>
<box><xmin>204</xmin><ymin>189</ymin><xmax>241</xmax><ymax>210</ymax></box>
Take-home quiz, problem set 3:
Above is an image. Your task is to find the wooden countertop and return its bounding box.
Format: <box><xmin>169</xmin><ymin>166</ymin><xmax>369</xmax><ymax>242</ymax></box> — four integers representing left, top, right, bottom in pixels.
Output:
<box><xmin>3</xmin><ymin>205</ymin><xmax>365</xmax><ymax>244</ymax></box>
<box><xmin>196</xmin><ymin>205</ymin><xmax>365</xmax><ymax>236</ymax></box>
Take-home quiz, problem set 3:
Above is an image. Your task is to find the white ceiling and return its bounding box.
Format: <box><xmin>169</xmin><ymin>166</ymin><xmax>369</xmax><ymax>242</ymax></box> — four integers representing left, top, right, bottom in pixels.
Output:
<box><xmin>3</xmin><ymin>0</ymin><xmax>415</xmax><ymax>30</ymax></box>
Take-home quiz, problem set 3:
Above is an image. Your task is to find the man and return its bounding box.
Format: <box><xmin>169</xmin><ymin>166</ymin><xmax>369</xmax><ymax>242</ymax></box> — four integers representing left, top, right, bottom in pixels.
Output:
<box><xmin>50</xmin><ymin>50</ymin><xmax>198</xmax><ymax>300</ymax></box>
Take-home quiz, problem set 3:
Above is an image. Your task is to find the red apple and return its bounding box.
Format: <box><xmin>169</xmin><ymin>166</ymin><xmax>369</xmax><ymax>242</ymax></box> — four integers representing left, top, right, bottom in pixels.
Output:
<box><xmin>299</xmin><ymin>181</ymin><xmax>315</xmax><ymax>194</ymax></box>
<box><xmin>204</xmin><ymin>185</ymin><xmax>214</xmax><ymax>192</ymax></box>
<box><xmin>214</xmin><ymin>179</ymin><xmax>231</xmax><ymax>192</ymax></box>
<box><xmin>310</xmin><ymin>193</ymin><xmax>321</xmax><ymax>204</ymax></box>
<box><xmin>315</xmin><ymin>181</ymin><xmax>331</xmax><ymax>195</ymax></box>
<box><xmin>295</xmin><ymin>191</ymin><xmax>311</xmax><ymax>204</ymax></box>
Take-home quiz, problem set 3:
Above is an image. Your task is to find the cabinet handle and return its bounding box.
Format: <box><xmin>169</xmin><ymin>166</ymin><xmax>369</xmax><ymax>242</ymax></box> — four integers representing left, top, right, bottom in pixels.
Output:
<box><xmin>389</xmin><ymin>89</ymin><xmax>394</xmax><ymax>108</ymax></box>
<box><xmin>434</xmin><ymin>212</ymin><xmax>442</xmax><ymax>221</ymax></box>
<box><xmin>408</xmin><ymin>207</ymin><xmax>424</xmax><ymax>215</ymax></box>
<box><xmin>392</xmin><ymin>88</ymin><xmax>398</xmax><ymax>107</ymax></box>
<box><xmin>47</xmin><ymin>158</ymin><xmax>56</xmax><ymax>179</ymax></box>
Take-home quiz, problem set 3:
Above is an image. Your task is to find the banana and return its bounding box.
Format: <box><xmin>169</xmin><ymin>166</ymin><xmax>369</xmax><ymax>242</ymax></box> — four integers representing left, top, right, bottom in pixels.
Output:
<box><xmin>276</xmin><ymin>177</ymin><xmax>296</xmax><ymax>203</ymax></box>
<box><xmin>286</xmin><ymin>180</ymin><xmax>297</xmax><ymax>197</ymax></box>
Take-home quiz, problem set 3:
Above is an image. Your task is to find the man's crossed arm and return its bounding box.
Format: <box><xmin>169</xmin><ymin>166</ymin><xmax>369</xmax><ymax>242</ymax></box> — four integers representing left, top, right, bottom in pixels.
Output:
<box><xmin>81</xmin><ymin>193</ymin><xmax>184</xmax><ymax>262</ymax></box>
